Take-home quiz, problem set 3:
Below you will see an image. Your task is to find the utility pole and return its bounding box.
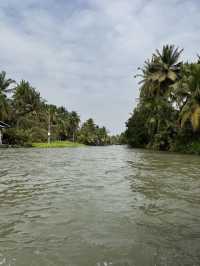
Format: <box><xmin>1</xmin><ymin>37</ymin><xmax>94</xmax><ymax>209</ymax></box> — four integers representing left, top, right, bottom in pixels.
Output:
<box><xmin>48</xmin><ymin>110</ymin><xmax>51</xmax><ymax>144</ymax></box>
<box><xmin>0</xmin><ymin>129</ymin><xmax>2</xmax><ymax>145</ymax></box>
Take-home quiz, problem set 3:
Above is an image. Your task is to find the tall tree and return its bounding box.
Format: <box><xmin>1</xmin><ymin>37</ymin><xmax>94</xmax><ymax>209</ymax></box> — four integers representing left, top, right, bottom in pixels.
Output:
<box><xmin>13</xmin><ymin>80</ymin><xmax>42</xmax><ymax>118</ymax></box>
<box><xmin>138</xmin><ymin>45</ymin><xmax>183</xmax><ymax>98</ymax></box>
<box><xmin>69</xmin><ymin>111</ymin><xmax>80</xmax><ymax>142</ymax></box>
<box><xmin>127</xmin><ymin>45</ymin><xmax>183</xmax><ymax>149</ymax></box>
<box><xmin>175</xmin><ymin>63</ymin><xmax>200</xmax><ymax>131</ymax></box>
<box><xmin>0</xmin><ymin>71</ymin><xmax>15</xmax><ymax>120</ymax></box>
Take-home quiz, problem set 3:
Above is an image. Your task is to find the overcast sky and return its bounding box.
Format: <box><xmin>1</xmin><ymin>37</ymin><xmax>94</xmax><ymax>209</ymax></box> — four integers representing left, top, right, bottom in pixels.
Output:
<box><xmin>0</xmin><ymin>0</ymin><xmax>199</xmax><ymax>133</ymax></box>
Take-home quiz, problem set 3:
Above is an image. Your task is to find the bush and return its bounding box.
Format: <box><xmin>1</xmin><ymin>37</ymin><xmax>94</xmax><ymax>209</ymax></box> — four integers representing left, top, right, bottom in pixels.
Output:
<box><xmin>3</xmin><ymin>128</ymin><xmax>30</xmax><ymax>146</ymax></box>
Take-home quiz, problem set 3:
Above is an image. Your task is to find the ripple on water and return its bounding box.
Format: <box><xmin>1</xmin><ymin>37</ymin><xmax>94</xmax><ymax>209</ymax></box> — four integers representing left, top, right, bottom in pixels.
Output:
<box><xmin>0</xmin><ymin>146</ymin><xmax>200</xmax><ymax>265</ymax></box>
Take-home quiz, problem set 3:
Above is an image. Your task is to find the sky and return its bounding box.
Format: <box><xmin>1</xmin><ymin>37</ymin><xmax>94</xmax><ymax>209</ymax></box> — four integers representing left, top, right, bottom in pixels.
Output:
<box><xmin>0</xmin><ymin>0</ymin><xmax>200</xmax><ymax>134</ymax></box>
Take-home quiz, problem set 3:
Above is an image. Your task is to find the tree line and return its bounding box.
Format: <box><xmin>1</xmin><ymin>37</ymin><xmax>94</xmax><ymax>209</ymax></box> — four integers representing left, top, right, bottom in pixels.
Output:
<box><xmin>126</xmin><ymin>45</ymin><xmax>200</xmax><ymax>154</ymax></box>
<box><xmin>0</xmin><ymin>72</ymin><xmax>122</xmax><ymax>146</ymax></box>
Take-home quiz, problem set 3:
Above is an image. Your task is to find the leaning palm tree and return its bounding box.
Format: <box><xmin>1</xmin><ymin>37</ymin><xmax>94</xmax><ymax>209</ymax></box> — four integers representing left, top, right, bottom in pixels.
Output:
<box><xmin>176</xmin><ymin>64</ymin><xmax>200</xmax><ymax>131</ymax></box>
<box><xmin>0</xmin><ymin>71</ymin><xmax>15</xmax><ymax>120</ymax></box>
<box><xmin>137</xmin><ymin>45</ymin><xmax>183</xmax><ymax>98</ymax></box>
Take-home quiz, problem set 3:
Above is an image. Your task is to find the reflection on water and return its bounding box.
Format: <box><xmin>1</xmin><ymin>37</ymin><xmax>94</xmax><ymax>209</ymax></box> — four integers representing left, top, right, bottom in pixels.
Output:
<box><xmin>0</xmin><ymin>146</ymin><xmax>200</xmax><ymax>266</ymax></box>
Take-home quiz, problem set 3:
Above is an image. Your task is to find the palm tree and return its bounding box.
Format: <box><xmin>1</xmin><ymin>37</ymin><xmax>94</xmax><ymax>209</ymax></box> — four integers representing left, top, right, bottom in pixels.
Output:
<box><xmin>134</xmin><ymin>45</ymin><xmax>182</xmax><ymax>147</ymax></box>
<box><xmin>176</xmin><ymin>64</ymin><xmax>200</xmax><ymax>131</ymax></box>
<box><xmin>78</xmin><ymin>118</ymin><xmax>97</xmax><ymax>145</ymax></box>
<box><xmin>0</xmin><ymin>71</ymin><xmax>15</xmax><ymax>94</ymax></box>
<box><xmin>96</xmin><ymin>126</ymin><xmax>108</xmax><ymax>145</ymax></box>
<box><xmin>137</xmin><ymin>45</ymin><xmax>183</xmax><ymax>98</ymax></box>
<box><xmin>197</xmin><ymin>54</ymin><xmax>200</xmax><ymax>64</ymax></box>
<box><xmin>69</xmin><ymin>111</ymin><xmax>80</xmax><ymax>142</ymax></box>
<box><xmin>11</xmin><ymin>80</ymin><xmax>43</xmax><ymax>132</ymax></box>
<box><xmin>0</xmin><ymin>71</ymin><xmax>15</xmax><ymax>120</ymax></box>
<box><xmin>56</xmin><ymin>106</ymin><xmax>69</xmax><ymax>140</ymax></box>
<box><xmin>13</xmin><ymin>80</ymin><xmax>41</xmax><ymax>117</ymax></box>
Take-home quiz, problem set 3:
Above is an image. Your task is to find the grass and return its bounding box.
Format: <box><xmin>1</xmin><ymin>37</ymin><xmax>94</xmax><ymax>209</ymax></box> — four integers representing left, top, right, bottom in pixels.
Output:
<box><xmin>32</xmin><ymin>140</ymin><xmax>85</xmax><ymax>148</ymax></box>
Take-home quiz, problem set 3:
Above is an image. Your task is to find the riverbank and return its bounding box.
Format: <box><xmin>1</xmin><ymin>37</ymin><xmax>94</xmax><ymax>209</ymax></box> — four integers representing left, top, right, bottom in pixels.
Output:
<box><xmin>0</xmin><ymin>144</ymin><xmax>9</xmax><ymax>148</ymax></box>
<box><xmin>170</xmin><ymin>140</ymin><xmax>200</xmax><ymax>155</ymax></box>
<box><xmin>32</xmin><ymin>141</ymin><xmax>85</xmax><ymax>148</ymax></box>
<box><xmin>127</xmin><ymin>140</ymin><xmax>200</xmax><ymax>156</ymax></box>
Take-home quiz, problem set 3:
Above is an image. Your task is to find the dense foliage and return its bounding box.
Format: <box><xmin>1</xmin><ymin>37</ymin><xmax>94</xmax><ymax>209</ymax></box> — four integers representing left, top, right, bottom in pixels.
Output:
<box><xmin>126</xmin><ymin>45</ymin><xmax>200</xmax><ymax>154</ymax></box>
<box><xmin>0</xmin><ymin>74</ymin><xmax>114</xmax><ymax>146</ymax></box>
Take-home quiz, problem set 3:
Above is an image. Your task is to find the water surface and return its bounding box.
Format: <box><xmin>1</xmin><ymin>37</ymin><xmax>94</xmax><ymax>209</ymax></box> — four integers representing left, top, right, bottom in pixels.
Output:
<box><xmin>0</xmin><ymin>146</ymin><xmax>200</xmax><ymax>265</ymax></box>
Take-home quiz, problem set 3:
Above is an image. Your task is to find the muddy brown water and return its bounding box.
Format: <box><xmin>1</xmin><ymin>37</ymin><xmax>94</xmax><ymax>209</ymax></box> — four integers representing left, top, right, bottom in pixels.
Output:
<box><xmin>0</xmin><ymin>146</ymin><xmax>200</xmax><ymax>265</ymax></box>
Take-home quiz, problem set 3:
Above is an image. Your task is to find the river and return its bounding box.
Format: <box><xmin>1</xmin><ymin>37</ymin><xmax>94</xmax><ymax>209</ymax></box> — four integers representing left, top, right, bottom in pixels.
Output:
<box><xmin>0</xmin><ymin>146</ymin><xmax>200</xmax><ymax>266</ymax></box>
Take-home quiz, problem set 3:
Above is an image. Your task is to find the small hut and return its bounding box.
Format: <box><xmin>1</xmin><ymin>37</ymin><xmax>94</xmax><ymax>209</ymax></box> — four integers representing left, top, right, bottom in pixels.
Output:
<box><xmin>0</xmin><ymin>121</ymin><xmax>10</xmax><ymax>145</ymax></box>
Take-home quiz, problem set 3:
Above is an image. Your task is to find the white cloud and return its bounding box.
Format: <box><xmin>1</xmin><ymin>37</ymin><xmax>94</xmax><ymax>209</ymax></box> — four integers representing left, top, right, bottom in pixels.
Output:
<box><xmin>0</xmin><ymin>0</ymin><xmax>200</xmax><ymax>133</ymax></box>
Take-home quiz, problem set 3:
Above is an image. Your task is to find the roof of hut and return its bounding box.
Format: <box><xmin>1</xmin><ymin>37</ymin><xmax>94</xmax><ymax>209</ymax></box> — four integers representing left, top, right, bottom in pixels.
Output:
<box><xmin>0</xmin><ymin>121</ymin><xmax>10</xmax><ymax>129</ymax></box>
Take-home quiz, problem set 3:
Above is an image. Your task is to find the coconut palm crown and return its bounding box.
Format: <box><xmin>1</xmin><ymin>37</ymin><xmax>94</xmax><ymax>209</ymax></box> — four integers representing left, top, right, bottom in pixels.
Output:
<box><xmin>137</xmin><ymin>45</ymin><xmax>183</xmax><ymax>98</ymax></box>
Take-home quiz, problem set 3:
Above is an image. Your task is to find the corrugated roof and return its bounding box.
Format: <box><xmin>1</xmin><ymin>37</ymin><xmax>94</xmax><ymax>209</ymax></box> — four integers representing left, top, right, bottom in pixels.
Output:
<box><xmin>0</xmin><ymin>121</ymin><xmax>10</xmax><ymax>128</ymax></box>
